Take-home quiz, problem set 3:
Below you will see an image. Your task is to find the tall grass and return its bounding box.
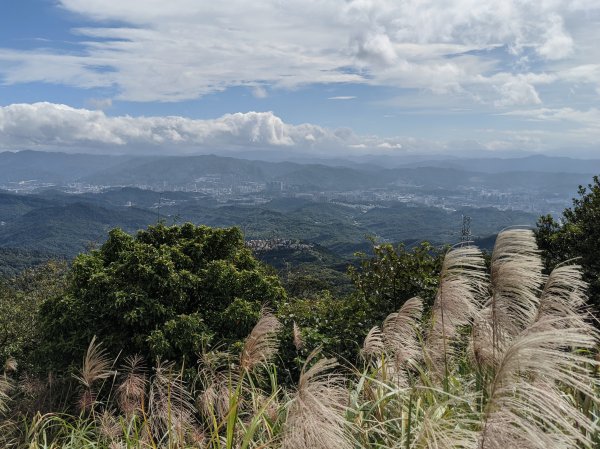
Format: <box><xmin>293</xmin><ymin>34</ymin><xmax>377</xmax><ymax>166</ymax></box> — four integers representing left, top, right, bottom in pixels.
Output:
<box><xmin>1</xmin><ymin>229</ymin><xmax>598</xmax><ymax>448</ymax></box>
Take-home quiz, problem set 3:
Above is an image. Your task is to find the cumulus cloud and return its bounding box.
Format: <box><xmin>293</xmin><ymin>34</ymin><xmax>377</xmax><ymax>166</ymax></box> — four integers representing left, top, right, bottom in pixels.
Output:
<box><xmin>0</xmin><ymin>102</ymin><xmax>410</xmax><ymax>155</ymax></box>
<box><xmin>16</xmin><ymin>101</ymin><xmax>561</xmax><ymax>155</ymax></box>
<box><xmin>0</xmin><ymin>0</ymin><xmax>598</xmax><ymax>107</ymax></box>
<box><xmin>494</xmin><ymin>78</ymin><xmax>542</xmax><ymax>107</ymax></box>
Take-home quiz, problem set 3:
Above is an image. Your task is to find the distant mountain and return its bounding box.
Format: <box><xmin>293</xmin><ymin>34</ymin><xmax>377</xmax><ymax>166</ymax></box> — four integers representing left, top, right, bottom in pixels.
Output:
<box><xmin>0</xmin><ymin>150</ymin><xmax>137</xmax><ymax>183</ymax></box>
<box><xmin>398</xmin><ymin>154</ymin><xmax>600</xmax><ymax>174</ymax></box>
<box><xmin>1</xmin><ymin>150</ymin><xmax>596</xmax><ymax>193</ymax></box>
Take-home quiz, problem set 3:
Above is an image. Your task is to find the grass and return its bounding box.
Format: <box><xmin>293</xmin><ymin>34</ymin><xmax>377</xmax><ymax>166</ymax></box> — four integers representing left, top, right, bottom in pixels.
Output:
<box><xmin>1</xmin><ymin>228</ymin><xmax>599</xmax><ymax>448</ymax></box>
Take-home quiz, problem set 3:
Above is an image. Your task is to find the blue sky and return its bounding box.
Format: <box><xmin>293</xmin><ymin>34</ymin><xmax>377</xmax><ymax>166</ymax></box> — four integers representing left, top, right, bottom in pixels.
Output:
<box><xmin>1</xmin><ymin>0</ymin><xmax>599</xmax><ymax>157</ymax></box>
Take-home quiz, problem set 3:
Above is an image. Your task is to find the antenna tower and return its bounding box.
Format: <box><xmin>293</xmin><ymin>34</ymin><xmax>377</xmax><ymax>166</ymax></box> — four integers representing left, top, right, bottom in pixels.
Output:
<box><xmin>461</xmin><ymin>215</ymin><xmax>472</xmax><ymax>243</ymax></box>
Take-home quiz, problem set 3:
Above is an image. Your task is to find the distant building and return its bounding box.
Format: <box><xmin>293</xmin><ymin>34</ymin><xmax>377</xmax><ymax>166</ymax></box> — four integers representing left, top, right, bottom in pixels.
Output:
<box><xmin>266</xmin><ymin>181</ymin><xmax>284</xmax><ymax>193</ymax></box>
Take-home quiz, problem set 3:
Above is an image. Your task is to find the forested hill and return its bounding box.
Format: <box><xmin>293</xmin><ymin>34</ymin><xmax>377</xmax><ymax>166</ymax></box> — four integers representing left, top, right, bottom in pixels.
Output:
<box><xmin>0</xmin><ymin>150</ymin><xmax>595</xmax><ymax>194</ymax></box>
<box><xmin>0</xmin><ymin>188</ymin><xmax>536</xmax><ymax>263</ymax></box>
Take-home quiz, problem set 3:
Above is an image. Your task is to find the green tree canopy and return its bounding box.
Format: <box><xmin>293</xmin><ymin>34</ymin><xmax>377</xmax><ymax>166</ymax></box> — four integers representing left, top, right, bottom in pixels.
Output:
<box><xmin>0</xmin><ymin>261</ymin><xmax>67</xmax><ymax>370</ymax></box>
<box><xmin>278</xmin><ymin>241</ymin><xmax>443</xmax><ymax>367</ymax></box>
<box><xmin>39</xmin><ymin>223</ymin><xmax>286</xmax><ymax>371</ymax></box>
<box><xmin>536</xmin><ymin>175</ymin><xmax>600</xmax><ymax>310</ymax></box>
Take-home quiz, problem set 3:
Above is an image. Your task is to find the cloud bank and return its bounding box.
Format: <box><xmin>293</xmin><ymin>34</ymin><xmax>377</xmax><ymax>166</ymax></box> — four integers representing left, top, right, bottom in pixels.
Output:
<box><xmin>1</xmin><ymin>102</ymin><xmax>597</xmax><ymax>157</ymax></box>
<box><xmin>0</xmin><ymin>0</ymin><xmax>599</xmax><ymax>108</ymax></box>
<box><xmin>0</xmin><ymin>102</ymin><xmax>400</xmax><ymax>155</ymax></box>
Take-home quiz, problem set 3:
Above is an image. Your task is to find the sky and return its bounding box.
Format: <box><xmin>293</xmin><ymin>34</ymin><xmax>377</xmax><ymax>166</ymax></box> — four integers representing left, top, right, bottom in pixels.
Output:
<box><xmin>0</xmin><ymin>0</ymin><xmax>599</xmax><ymax>158</ymax></box>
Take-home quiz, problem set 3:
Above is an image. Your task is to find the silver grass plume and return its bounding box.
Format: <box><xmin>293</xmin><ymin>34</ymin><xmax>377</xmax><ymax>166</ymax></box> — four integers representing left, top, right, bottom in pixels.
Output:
<box><xmin>426</xmin><ymin>246</ymin><xmax>487</xmax><ymax>377</ymax></box>
<box><xmin>97</xmin><ymin>410</ymin><xmax>122</xmax><ymax>443</ymax></box>
<box><xmin>536</xmin><ymin>264</ymin><xmax>588</xmax><ymax>326</ymax></box>
<box><xmin>196</xmin><ymin>349</ymin><xmax>240</xmax><ymax>422</ymax></box>
<box><xmin>473</xmin><ymin>229</ymin><xmax>543</xmax><ymax>367</ymax></box>
<box><xmin>383</xmin><ymin>296</ymin><xmax>424</xmax><ymax>365</ymax></box>
<box><xmin>239</xmin><ymin>311</ymin><xmax>282</xmax><ymax>372</ymax></box>
<box><xmin>117</xmin><ymin>354</ymin><xmax>147</xmax><ymax>417</ymax></box>
<box><xmin>3</xmin><ymin>357</ymin><xmax>17</xmax><ymax>374</ymax></box>
<box><xmin>292</xmin><ymin>321</ymin><xmax>304</xmax><ymax>351</ymax></box>
<box><xmin>148</xmin><ymin>360</ymin><xmax>197</xmax><ymax>441</ymax></box>
<box><xmin>372</xmin><ymin>297</ymin><xmax>424</xmax><ymax>385</ymax></box>
<box><xmin>197</xmin><ymin>370</ymin><xmax>233</xmax><ymax>421</ymax></box>
<box><xmin>361</xmin><ymin>326</ymin><xmax>385</xmax><ymax>360</ymax></box>
<box><xmin>73</xmin><ymin>336</ymin><xmax>114</xmax><ymax>412</ymax></box>
<box><xmin>478</xmin><ymin>318</ymin><xmax>600</xmax><ymax>449</ymax></box>
<box><xmin>282</xmin><ymin>349</ymin><xmax>352</xmax><ymax>449</ymax></box>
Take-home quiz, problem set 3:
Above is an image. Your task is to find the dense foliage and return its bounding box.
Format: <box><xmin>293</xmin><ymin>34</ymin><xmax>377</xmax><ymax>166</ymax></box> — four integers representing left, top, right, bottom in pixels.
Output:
<box><xmin>0</xmin><ymin>261</ymin><xmax>67</xmax><ymax>369</ymax></box>
<box><xmin>536</xmin><ymin>175</ymin><xmax>600</xmax><ymax>310</ymax></box>
<box><xmin>278</xmin><ymin>242</ymin><xmax>443</xmax><ymax>367</ymax></box>
<box><xmin>1</xmin><ymin>229</ymin><xmax>598</xmax><ymax>449</ymax></box>
<box><xmin>38</xmin><ymin>223</ymin><xmax>286</xmax><ymax>371</ymax></box>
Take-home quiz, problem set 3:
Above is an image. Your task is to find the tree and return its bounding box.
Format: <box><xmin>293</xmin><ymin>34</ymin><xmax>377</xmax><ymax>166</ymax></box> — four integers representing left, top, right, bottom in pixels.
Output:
<box><xmin>535</xmin><ymin>175</ymin><xmax>600</xmax><ymax>310</ymax></box>
<box><xmin>38</xmin><ymin>223</ymin><xmax>286</xmax><ymax>371</ymax></box>
<box><xmin>0</xmin><ymin>261</ymin><xmax>67</xmax><ymax>370</ymax></box>
<box><xmin>348</xmin><ymin>241</ymin><xmax>443</xmax><ymax>313</ymax></box>
<box><xmin>278</xmin><ymin>241</ymin><xmax>443</xmax><ymax>368</ymax></box>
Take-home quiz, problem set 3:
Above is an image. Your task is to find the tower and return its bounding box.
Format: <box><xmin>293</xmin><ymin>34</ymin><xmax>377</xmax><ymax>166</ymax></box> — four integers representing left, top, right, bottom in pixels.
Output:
<box><xmin>461</xmin><ymin>215</ymin><xmax>472</xmax><ymax>243</ymax></box>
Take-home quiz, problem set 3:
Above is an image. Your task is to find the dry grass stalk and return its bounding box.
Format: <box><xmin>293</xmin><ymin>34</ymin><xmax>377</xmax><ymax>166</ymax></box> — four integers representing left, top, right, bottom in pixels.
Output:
<box><xmin>536</xmin><ymin>264</ymin><xmax>588</xmax><ymax>326</ymax></box>
<box><xmin>361</xmin><ymin>326</ymin><xmax>385</xmax><ymax>360</ymax></box>
<box><xmin>426</xmin><ymin>246</ymin><xmax>487</xmax><ymax>376</ymax></box>
<box><xmin>292</xmin><ymin>321</ymin><xmax>304</xmax><ymax>351</ymax></box>
<box><xmin>117</xmin><ymin>354</ymin><xmax>147</xmax><ymax>417</ymax></box>
<box><xmin>414</xmin><ymin>399</ymin><xmax>479</xmax><ymax>449</ymax></box>
<box><xmin>282</xmin><ymin>349</ymin><xmax>352</xmax><ymax>449</ymax></box>
<box><xmin>240</xmin><ymin>311</ymin><xmax>282</xmax><ymax>372</ymax></box>
<box><xmin>473</xmin><ymin>229</ymin><xmax>543</xmax><ymax>367</ymax></box>
<box><xmin>0</xmin><ymin>375</ymin><xmax>12</xmax><ymax>415</ymax></box>
<box><xmin>478</xmin><ymin>318</ymin><xmax>599</xmax><ymax>449</ymax></box>
<box><xmin>74</xmin><ymin>336</ymin><xmax>114</xmax><ymax>412</ymax></box>
<box><xmin>148</xmin><ymin>360</ymin><xmax>197</xmax><ymax>441</ymax></box>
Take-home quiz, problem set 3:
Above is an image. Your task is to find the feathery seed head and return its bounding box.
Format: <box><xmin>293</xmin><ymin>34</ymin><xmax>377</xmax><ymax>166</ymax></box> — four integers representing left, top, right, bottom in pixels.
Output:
<box><xmin>240</xmin><ymin>311</ymin><xmax>282</xmax><ymax>372</ymax></box>
<box><xmin>282</xmin><ymin>349</ymin><xmax>352</xmax><ymax>449</ymax></box>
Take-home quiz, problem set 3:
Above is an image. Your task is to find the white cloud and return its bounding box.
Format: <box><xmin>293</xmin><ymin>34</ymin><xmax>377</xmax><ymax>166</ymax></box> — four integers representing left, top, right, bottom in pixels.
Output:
<box><xmin>502</xmin><ymin>107</ymin><xmax>600</xmax><ymax>126</ymax></box>
<box><xmin>8</xmin><ymin>101</ymin><xmax>575</xmax><ymax>156</ymax></box>
<box><xmin>494</xmin><ymin>78</ymin><xmax>542</xmax><ymax>107</ymax></box>
<box><xmin>0</xmin><ymin>102</ymin><xmax>409</xmax><ymax>155</ymax></box>
<box><xmin>251</xmin><ymin>86</ymin><xmax>268</xmax><ymax>99</ymax></box>
<box><xmin>377</xmin><ymin>142</ymin><xmax>402</xmax><ymax>149</ymax></box>
<box><xmin>328</xmin><ymin>96</ymin><xmax>356</xmax><ymax>100</ymax></box>
<box><xmin>0</xmin><ymin>0</ymin><xmax>598</xmax><ymax>107</ymax></box>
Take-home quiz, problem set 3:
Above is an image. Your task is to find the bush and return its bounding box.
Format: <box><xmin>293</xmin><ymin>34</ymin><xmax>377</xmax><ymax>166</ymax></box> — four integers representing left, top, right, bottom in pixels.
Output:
<box><xmin>277</xmin><ymin>241</ymin><xmax>443</xmax><ymax>374</ymax></box>
<box><xmin>0</xmin><ymin>261</ymin><xmax>67</xmax><ymax>370</ymax></box>
<box><xmin>38</xmin><ymin>223</ymin><xmax>286</xmax><ymax>371</ymax></box>
<box><xmin>536</xmin><ymin>175</ymin><xmax>600</xmax><ymax>311</ymax></box>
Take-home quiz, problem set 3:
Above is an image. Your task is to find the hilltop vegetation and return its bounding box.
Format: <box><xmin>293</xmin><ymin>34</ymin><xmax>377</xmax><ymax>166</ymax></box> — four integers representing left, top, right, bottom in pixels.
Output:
<box><xmin>0</xmin><ymin>188</ymin><xmax>536</xmax><ymax>265</ymax></box>
<box><xmin>0</xmin><ymin>227</ymin><xmax>598</xmax><ymax>448</ymax></box>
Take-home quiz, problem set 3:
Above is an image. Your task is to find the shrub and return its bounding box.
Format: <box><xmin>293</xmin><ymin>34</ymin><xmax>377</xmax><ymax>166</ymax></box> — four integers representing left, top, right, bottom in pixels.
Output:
<box><xmin>37</xmin><ymin>223</ymin><xmax>286</xmax><ymax>371</ymax></box>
